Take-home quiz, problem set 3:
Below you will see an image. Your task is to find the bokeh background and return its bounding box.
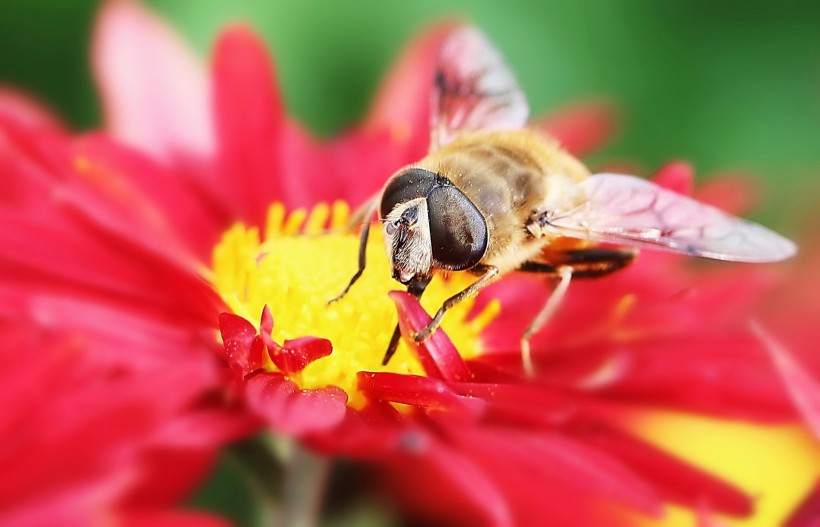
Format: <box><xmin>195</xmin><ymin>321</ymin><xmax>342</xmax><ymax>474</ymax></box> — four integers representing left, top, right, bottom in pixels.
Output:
<box><xmin>1</xmin><ymin>1</ymin><xmax>818</xmax><ymax>525</ymax></box>
<box><xmin>2</xmin><ymin>0</ymin><xmax>819</xmax><ymax>229</ymax></box>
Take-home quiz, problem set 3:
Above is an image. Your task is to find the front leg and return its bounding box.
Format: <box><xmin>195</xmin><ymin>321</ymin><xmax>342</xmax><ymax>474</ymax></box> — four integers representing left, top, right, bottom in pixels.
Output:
<box><xmin>382</xmin><ymin>275</ymin><xmax>432</xmax><ymax>365</ymax></box>
<box><xmin>328</xmin><ymin>196</ymin><xmax>379</xmax><ymax>304</ymax></box>
<box><xmin>413</xmin><ymin>265</ymin><xmax>500</xmax><ymax>343</ymax></box>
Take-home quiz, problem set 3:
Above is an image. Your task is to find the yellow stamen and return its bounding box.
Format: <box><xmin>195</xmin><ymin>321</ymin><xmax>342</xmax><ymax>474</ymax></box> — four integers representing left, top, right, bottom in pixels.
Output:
<box><xmin>211</xmin><ymin>202</ymin><xmax>498</xmax><ymax>408</ymax></box>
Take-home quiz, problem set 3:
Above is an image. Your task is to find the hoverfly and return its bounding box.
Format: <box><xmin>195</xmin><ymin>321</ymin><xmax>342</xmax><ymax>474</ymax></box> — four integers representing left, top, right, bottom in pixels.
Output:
<box><xmin>332</xmin><ymin>26</ymin><xmax>796</xmax><ymax>376</ymax></box>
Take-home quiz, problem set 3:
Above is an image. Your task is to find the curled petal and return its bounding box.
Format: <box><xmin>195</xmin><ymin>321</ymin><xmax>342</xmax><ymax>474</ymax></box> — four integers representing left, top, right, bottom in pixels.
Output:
<box><xmin>218</xmin><ymin>312</ymin><xmax>264</xmax><ymax>373</ymax></box>
<box><xmin>259</xmin><ymin>304</ymin><xmax>274</xmax><ymax>336</ymax></box>
<box><xmin>245</xmin><ymin>373</ymin><xmax>347</xmax><ymax>436</ymax></box>
<box><xmin>390</xmin><ymin>291</ymin><xmax>471</xmax><ymax>382</ymax></box>
<box><xmin>271</xmin><ymin>337</ymin><xmax>333</xmax><ymax>375</ymax></box>
<box><xmin>256</xmin><ymin>306</ymin><xmax>332</xmax><ymax>374</ymax></box>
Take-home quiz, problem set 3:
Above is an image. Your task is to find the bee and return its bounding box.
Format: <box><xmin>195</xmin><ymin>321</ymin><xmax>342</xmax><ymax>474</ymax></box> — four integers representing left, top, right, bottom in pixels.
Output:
<box><xmin>332</xmin><ymin>26</ymin><xmax>797</xmax><ymax>375</ymax></box>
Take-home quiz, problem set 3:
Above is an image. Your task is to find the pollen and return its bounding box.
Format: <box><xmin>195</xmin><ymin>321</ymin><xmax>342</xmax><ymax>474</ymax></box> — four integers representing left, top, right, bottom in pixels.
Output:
<box><xmin>211</xmin><ymin>202</ymin><xmax>498</xmax><ymax>407</ymax></box>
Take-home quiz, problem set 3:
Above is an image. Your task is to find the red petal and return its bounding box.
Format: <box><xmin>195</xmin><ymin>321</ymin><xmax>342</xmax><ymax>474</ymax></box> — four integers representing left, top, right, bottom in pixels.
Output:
<box><xmin>651</xmin><ymin>161</ymin><xmax>695</xmax><ymax>195</ymax></box>
<box><xmin>569</xmin><ymin>420</ymin><xmax>753</xmax><ymax>516</ymax></box>
<box><xmin>305</xmin><ymin>400</ymin><xmax>406</xmax><ymax>457</ymax></box>
<box><xmin>0</xmin><ymin>121</ymin><xmax>225</xmax><ymax>324</ymax></box>
<box><xmin>753</xmin><ymin>321</ymin><xmax>820</xmax><ymax>440</ymax></box>
<box><xmin>71</xmin><ymin>135</ymin><xmax>230</xmax><ymax>260</ymax></box>
<box><xmin>149</xmin><ymin>410</ymin><xmax>260</xmax><ymax>448</ymax></box>
<box><xmin>259</xmin><ymin>305</ymin><xmax>274</xmax><ymax>336</ymax></box>
<box><xmin>271</xmin><ymin>336</ymin><xmax>333</xmax><ymax>374</ymax></box>
<box><xmin>254</xmin><ymin>306</ymin><xmax>332</xmax><ymax>374</ymax></box>
<box><xmin>364</xmin><ymin>22</ymin><xmax>457</xmax><ymax>156</ymax></box>
<box><xmin>453</xmin><ymin>382</ymin><xmax>577</xmax><ymax>427</ymax></box>
<box><xmin>695</xmin><ymin>173</ymin><xmax>761</xmax><ymax>216</ymax></box>
<box><xmin>244</xmin><ymin>373</ymin><xmax>348</xmax><ymax>435</ymax></box>
<box><xmin>449</xmin><ymin>425</ymin><xmax>663</xmax><ymax>517</ymax></box>
<box><xmin>357</xmin><ymin>372</ymin><xmax>485</xmax><ymax>417</ymax></box>
<box><xmin>587</xmin><ymin>333</ymin><xmax>795</xmax><ymax>421</ymax></box>
<box><xmin>424</xmin><ymin>441</ymin><xmax>514</xmax><ymax>527</ymax></box>
<box><xmin>122</xmin><ymin>447</ymin><xmax>216</xmax><ymax>507</ymax></box>
<box><xmin>389</xmin><ymin>291</ymin><xmax>471</xmax><ymax>382</ymax></box>
<box><xmin>531</xmin><ymin>100</ymin><xmax>618</xmax><ymax>157</ymax></box>
<box><xmin>0</xmin><ymin>88</ymin><xmax>64</xmax><ymax>132</ymax></box>
<box><xmin>784</xmin><ymin>481</ymin><xmax>820</xmax><ymax>527</ymax></box>
<box><xmin>93</xmin><ymin>0</ymin><xmax>215</xmax><ymax>160</ymax></box>
<box><xmin>218</xmin><ymin>312</ymin><xmax>264</xmax><ymax>373</ymax></box>
<box><xmin>212</xmin><ymin>25</ymin><xmax>285</xmax><ymax>224</ymax></box>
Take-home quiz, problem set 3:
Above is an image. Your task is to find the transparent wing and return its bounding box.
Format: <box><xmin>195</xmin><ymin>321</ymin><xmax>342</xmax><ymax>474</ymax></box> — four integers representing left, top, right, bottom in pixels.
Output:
<box><xmin>430</xmin><ymin>26</ymin><xmax>529</xmax><ymax>151</ymax></box>
<box><xmin>547</xmin><ymin>173</ymin><xmax>797</xmax><ymax>263</ymax></box>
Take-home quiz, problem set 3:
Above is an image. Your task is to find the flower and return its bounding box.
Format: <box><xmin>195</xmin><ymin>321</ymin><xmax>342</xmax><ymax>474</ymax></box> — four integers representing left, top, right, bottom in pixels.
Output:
<box><xmin>2</xmin><ymin>2</ymin><xmax>818</xmax><ymax>526</ymax></box>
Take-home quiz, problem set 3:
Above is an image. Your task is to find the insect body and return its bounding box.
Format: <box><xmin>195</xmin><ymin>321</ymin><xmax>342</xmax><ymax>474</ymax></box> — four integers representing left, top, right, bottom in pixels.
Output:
<box><xmin>383</xmin><ymin>129</ymin><xmax>590</xmax><ymax>282</ymax></box>
<box><xmin>334</xmin><ymin>26</ymin><xmax>797</xmax><ymax>375</ymax></box>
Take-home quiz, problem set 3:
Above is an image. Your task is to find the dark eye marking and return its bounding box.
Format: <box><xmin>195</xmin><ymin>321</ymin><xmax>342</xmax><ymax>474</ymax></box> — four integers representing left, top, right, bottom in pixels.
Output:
<box><xmin>427</xmin><ymin>185</ymin><xmax>488</xmax><ymax>271</ymax></box>
<box><xmin>380</xmin><ymin>168</ymin><xmax>439</xmax><ymax>219</ymax></box>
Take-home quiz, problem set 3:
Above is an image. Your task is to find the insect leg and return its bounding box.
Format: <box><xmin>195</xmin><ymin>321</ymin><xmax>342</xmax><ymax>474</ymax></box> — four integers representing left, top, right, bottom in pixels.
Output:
<box><xmin>383</xmin><ymin>275</ymin><xmax>432</xmax><ymax>365</ymax></box>
<box><xmin>413</xmin><ymin>265</ymin><xmax>500</xmax><ymax>344</ymax></box>
<box><xmin>345</xmin><ymin>194</ymin><xmax>380</xmax><ymax>232</ymax></box>
<box><xmin>328</xmin><ymin>197</ymin><xmax>379</xmax><ymax>304</ymax></box>
<box><xmin>516</xmin><ymin>248</ymin><xmax>634</xmax><ymax>377</ymax></box>
<box><xmin>520</xmin><ymin>265</ymin><xmax>573</xmax><ymax>378</ymax></box>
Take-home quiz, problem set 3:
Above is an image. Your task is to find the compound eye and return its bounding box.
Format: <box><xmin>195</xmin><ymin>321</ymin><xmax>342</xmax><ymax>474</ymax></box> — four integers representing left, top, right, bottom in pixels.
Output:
<box><xmin>380</xmin><ymin>168</ymin><xmax>438</xmax><ymax>219</ymax></box>
<box><xmin>427</xmin><ymin>186</ymin><xmax>488</xmax><ymax>270</ymax></box>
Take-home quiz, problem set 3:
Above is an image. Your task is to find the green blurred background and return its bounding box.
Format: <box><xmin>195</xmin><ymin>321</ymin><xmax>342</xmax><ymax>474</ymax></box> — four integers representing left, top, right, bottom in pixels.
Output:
<box><xmin>1</xmin><ymin>0</ymin><xmax>818</xmax><ymax>234</ymax></box>
<box><xmin>0</xmin><ymin>0</ymin><xmax>817</xmax><ymax>523</ymax></box>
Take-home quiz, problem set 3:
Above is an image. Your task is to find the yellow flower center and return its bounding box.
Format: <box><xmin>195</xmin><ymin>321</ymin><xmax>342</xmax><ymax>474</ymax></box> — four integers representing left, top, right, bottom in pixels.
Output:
<box><xmin>210</xmin><ymin>202</ymin><xmax>499</xmax><ymax>407</ymax></box>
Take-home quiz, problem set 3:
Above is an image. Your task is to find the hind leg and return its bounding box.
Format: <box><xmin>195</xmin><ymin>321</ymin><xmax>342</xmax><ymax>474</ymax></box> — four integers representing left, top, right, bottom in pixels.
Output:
<box><xmin>518</xmin><ymin>247</ymin><xmax>636</xmax><ymax>377</ymax></box>
<box><xmin>520</xmin><ymin>266</ymin><xmax>572</xmax><ymax>378</ymax></box>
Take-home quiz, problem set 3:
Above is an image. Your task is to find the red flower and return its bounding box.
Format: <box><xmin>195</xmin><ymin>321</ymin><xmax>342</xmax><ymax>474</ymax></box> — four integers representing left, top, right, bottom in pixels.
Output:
<box><xmin>2</xmin><ymin>2</ymin><xmax>817</xmax><ymax>526</ymax></box>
